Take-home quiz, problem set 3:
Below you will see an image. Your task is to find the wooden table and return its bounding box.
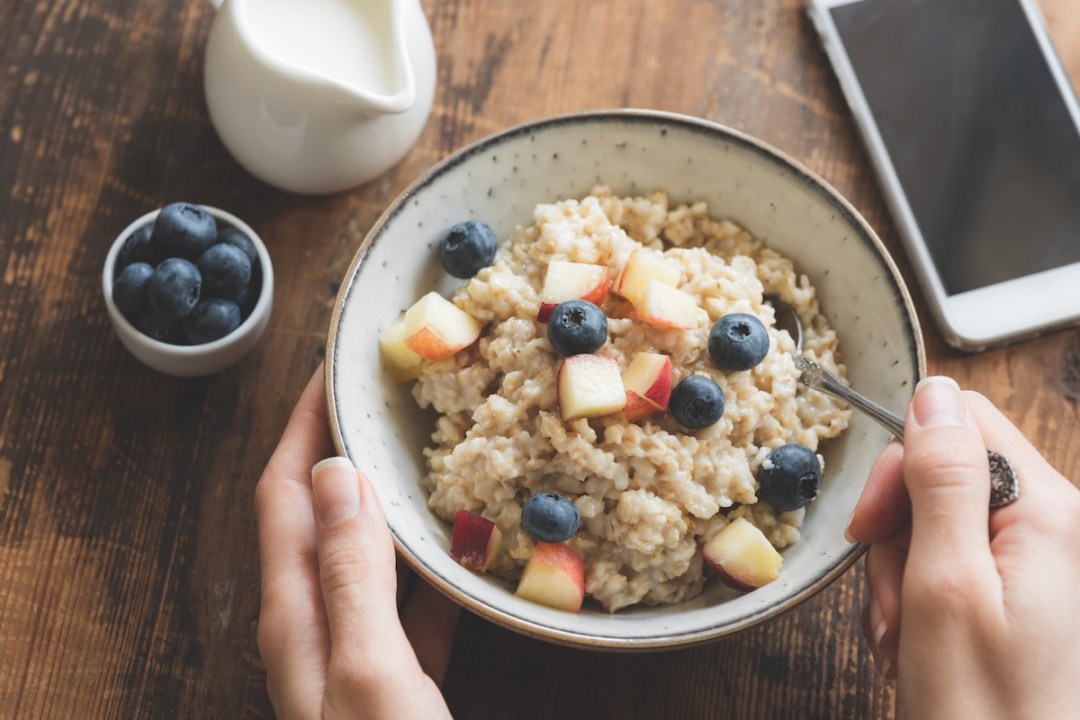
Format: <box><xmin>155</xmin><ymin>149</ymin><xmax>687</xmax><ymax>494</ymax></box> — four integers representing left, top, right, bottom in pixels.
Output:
<box><xmin>3</xmin><ymin>1</ymin><xmax>1078</xmax><ymax>717</ymax></box>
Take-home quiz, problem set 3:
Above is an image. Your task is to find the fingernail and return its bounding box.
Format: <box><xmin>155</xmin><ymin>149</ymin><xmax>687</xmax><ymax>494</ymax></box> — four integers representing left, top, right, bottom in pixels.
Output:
<box><xmin>312</xmin><ymin>457</ymin><xmax>360</xmax><ymax>524</ymax></box>
<box><xmin>843</xmin><ymin>508</ymin><xmax>856</xmax><ymax>544</ymax></box>
<box><xmin>912</xmin><ymin>376</ymin><xmax>965</xmax><ymax>428</ymax></box>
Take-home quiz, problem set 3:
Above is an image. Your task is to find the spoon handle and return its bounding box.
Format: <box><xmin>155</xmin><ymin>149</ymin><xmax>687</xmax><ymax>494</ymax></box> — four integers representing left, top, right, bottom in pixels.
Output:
<box><xmin>795</xmin><ymin>356</ymin><xmax>1020</xmax><ymax>508</ymax></box>
<box><xmin>797</xmin><ymin>356</ymin><xmax>907</xmax><ymax>438</ymax></box>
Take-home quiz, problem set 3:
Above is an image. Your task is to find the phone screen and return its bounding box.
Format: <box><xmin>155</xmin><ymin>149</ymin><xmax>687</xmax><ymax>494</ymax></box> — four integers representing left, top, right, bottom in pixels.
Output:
<box><xmin>830</xmin><ymin>0</ymin><xmax>1080</xmax><ymax>296</ymax></box>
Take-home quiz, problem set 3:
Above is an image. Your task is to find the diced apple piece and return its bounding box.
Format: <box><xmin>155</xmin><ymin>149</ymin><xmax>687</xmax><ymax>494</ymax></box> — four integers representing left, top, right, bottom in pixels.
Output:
<box><xmin>703</xmin><ymin>517</ymin><xmax>783</xmax><ymax>592</ymax></box>
<box><xmin>538</xmin><ymin>261</ymin><xmax>612</xmax><ymax>322</ymax></box>
<box><xmin>621</xmin><ymin>352</ymin><xmax>672</xmax><ymax>421</ymax></box>
<box><xmin>402</xmin><ymin>292</ymin><xmax>482</xmax><ymax>360</ymax></box>
<box><xmin>514</xmin><ymin>541</ymin><xmax>585</xmax><ymax>612</ymax></box>
<box><xmin>613</xmin><ymin>250</ymin><xmax>680</xmax><ymax>304</ymax></box>
<box><xmin>557</xmin><ymin>354</ymin><xmax>626</xmax><ymax>420</ymax></box>
<box><xmin>378</xmin><ymin>315</ymin><xmax>425</xmax><ymax>382</ymax></box>
<box><xmin>623</xmin><ymin>393</ymin><xmax>659</xmax><ymax>422</ymax></box>
<box><xmin>632</xmin><ymin>279</ymin><xmax>699</xmax><ymax>329</ymax></box>
<box><xmin>450</xmin><ymin>509</ymin><xmax>502</xmax><ymax>572</ymax></box>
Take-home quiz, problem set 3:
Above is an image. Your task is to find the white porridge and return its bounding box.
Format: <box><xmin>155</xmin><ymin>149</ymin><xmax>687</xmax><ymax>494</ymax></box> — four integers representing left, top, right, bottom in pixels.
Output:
<box><xmin>402</xmin><ymin>187</ymin><xmax>850</xmax><ymax>612</ymax></box>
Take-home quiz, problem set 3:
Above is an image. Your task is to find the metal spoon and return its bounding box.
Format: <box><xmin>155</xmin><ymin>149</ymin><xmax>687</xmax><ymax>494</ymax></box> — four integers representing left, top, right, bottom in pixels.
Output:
<box><xmin>766</xmin><ymin>296</ymin><xmax>1019</xmax><ymax>508</ymax></box>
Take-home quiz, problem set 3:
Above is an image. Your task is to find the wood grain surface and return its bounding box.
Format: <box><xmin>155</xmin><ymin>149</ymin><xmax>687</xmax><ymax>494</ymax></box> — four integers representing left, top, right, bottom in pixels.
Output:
<box><xmin>1</xmin><ymin>1</ymin><xmax>1078</xmax><ymax>718</ymax></box>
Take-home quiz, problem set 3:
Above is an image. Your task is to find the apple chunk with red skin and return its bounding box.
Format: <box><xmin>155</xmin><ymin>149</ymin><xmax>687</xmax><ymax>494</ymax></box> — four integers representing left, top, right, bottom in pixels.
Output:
<box><xmin>622</xmin><ymin>352</ymin><xmax>672</xmax><ymax>421</ymax></box>
<box><xmin>702</xmin><ymin>517</ymin><xmax>783</xmax><ymax>592</ymax></box>
<box><xmin>537</xmin><ymin>261</ymin><xmax>612</xmax><ymax>322</ymax></box>
<box><xmin>557</xmin><ymin>354</ymin><xmax>627</xmax><ymax>420</ymax></box>
<box><xmin>514</xmin><ymin>541</ymin><xmax>585</xmax><ymax>612</ymax></box>
<box><xmin>613</xmin><ymin>249</ymin><xmax>680</xmax><ymax>304</ymax></box>
<box><xmin>632</xmin><ymin>279</ymin><xmax>699</xmax><ymax>330</ymax></box>
<box><xmin>378</xmin><ymin>315</ymin><xmax>425</xmax><ymax>382</ymax></box>
<box><xmin>450</xmin><ymin>509</ymin><xmax>502</xmax><ymax>572</ymax></box>
<box><xmin>402</xmin><ymin>291</ymin><xmax>482</xmax><ymax>360</ymax></box>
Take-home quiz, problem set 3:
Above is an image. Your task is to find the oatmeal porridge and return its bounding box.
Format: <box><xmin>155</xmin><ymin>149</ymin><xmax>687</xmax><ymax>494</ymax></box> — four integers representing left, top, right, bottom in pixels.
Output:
<box><xmin>390</xmin><ymin>187</ymin><xmax>851</xmax><ymax>612</ymax></box>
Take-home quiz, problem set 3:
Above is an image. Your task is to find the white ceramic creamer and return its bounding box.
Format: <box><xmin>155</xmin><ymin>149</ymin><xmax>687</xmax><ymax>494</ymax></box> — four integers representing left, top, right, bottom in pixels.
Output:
<box><xmin>204</xmin><ymin>0</ymin><xmax>435</xmax><ymax>194</ymax></box>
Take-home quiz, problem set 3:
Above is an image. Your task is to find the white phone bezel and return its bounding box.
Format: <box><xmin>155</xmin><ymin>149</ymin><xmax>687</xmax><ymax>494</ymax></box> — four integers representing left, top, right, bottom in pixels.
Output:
<box><xmin>805</xmin><ymin>0</ymin><xmax>1080</xmax><ymax>350</ymax></box>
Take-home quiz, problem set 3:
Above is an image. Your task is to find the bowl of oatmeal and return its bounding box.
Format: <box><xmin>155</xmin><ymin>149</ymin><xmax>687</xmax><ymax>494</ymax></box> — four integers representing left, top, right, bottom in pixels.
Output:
<box><xmin>326</xmin><ymin>110</ymin><xmax>924</xmax><ymax>649</ymax></box>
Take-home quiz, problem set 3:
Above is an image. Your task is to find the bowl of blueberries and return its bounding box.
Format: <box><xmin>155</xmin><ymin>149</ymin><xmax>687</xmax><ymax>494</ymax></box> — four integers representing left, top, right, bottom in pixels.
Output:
<box><xmin>103</xmin><ymin>202</ymin><xmax>273</xmax><ymax>377</ymax></box>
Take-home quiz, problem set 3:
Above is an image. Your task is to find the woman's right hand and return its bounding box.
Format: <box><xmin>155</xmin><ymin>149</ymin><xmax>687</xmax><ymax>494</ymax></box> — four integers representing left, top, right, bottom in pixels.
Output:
<box><xmin>847</xmin><ymin>377</ymin><xmax>1080</xmax><ymax>719</ymax></box>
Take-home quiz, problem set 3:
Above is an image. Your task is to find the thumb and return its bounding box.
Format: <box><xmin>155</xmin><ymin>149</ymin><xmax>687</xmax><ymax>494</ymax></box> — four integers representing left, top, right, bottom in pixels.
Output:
<box><xmin>902</xmin><ymin>377</ymin><xmax>995</xmax><ymax>576</ymax></box>
<box><xmin>310</xmin><ymin>458</ymin><xmax>411</xmax><ymax>668</ymax></box>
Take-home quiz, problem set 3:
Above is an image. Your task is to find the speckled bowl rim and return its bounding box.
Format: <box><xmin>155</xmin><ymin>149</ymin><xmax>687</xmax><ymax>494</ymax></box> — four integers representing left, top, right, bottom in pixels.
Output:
<box><xmin>326</xmin><ymin>109</ymin><xmax>925</xmax><ymax>650</ymax></box>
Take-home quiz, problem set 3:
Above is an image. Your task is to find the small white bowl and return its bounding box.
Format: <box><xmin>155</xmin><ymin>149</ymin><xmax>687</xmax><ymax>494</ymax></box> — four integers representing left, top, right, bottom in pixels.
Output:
<box><xmin>327</xmin><ymin>110</ymin><xmax>925</xmax><ymax>649</ymax></box>
<box><xmin>102</xmin><ymin>205</ymin><xmax>274</xmax><ymax>377</ymax></box>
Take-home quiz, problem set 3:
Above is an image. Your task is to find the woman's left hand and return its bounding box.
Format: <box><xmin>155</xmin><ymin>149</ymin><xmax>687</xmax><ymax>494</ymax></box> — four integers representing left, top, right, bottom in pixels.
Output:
<box><xmin>254</xmin><ymin>365</ymin><xmax>457</xmax><ymax>719</ymax></box>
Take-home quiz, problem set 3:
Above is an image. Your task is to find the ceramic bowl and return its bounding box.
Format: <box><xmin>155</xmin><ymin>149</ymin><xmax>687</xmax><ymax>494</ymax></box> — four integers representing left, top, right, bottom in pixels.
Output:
<box><xmin>326</xmin><ymin>110</ymin><xmax>924</xmax><ymax>649</ymax></box>
<box><xmin>102</xmin><ymin>205</ymin><xmax>274</xmax><ymax>377</ymax></box>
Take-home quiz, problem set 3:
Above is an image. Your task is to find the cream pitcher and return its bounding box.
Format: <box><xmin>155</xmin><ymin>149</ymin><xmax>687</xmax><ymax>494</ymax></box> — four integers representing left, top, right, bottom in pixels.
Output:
<box><xmin>203</xmin><ymin>0</ymin><xmax>436</xmax><ymax>194</ymax></box>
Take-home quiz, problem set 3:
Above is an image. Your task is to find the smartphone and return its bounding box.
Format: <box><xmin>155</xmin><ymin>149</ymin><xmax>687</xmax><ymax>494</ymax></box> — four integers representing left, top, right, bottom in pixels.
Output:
<box><xmin>805</xmin><ymin>0</ymin><xmax>1080</xmax><ymax>350</ymax></box>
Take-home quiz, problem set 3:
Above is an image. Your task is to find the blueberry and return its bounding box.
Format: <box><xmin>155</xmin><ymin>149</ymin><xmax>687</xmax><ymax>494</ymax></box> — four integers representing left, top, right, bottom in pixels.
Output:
<box><xmin>147</xmin><ymin>258</ymin><xmax>201</xmax><ymax>319</ymax></box>
<box><xmin>132</xmin><ymin>307</ymin><xmax>184</xmax><ymax>345</ymax></box>
<box><xmin>217</xmin><ymin>227</ymin><xmax>258</xmax><ymax>265</ymax></box>
<box><xmin>233</xmin><ymin>275</ymin><xmax>261</xmax><ymax>317</ymax></box>
<box><xmin>117</xmin><ymin>225</ymin><xmax>159</xmax><ymax>270</ymax></box>
<box><xmin>112</xmin><ymin>262</ymin><xmax>154</xmax><ymax>319</ymax></box>
<box><xmin>521</xmin><ymin>492</ymin><xmax>580</xmax><ymax>543</ymax></box>
<box><xmin>709</xmin><ymin>313</ymin><xmax>770</xmax><ymax>371</ymax></box>
<box><xmin>439</xmin><ymin>219</ymin><xmax>497</xmax><ymax>278</ymax></box>
<box><xmin>198</xmin><ymin>243</ymin><xmax>252</xmax><ymax>298</ymax></box>
<box><xmin>669</xmin><ymin>375</ymin><xmax>725</xmax><ymax>429</ymax></box>
<box><xmin>153</xmin><ymin>202</ymin><xmax>217</xmax><ymax>260</ymax></box>
<box><xmin>757</xmin><ymin>444</ymin><xmax>821</xmax><ymax>512</ymax></box>
<box><xmin>547</xmin><ymin>300</ymin><xmax>608</xmax><ymax>356</ymax></box>
<box><xmin>183</xmin><ymin>297</ymin><xmax>242</xmax><ymax>344</ymax></box>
